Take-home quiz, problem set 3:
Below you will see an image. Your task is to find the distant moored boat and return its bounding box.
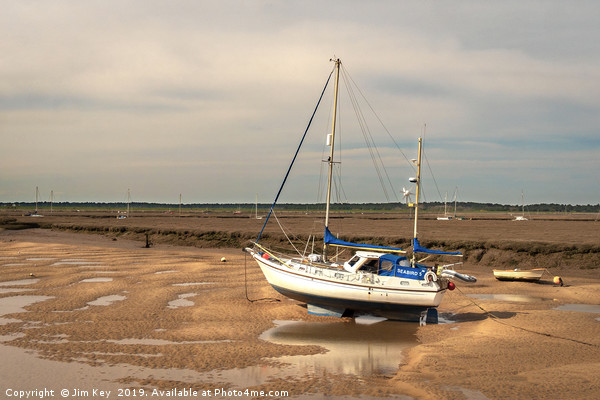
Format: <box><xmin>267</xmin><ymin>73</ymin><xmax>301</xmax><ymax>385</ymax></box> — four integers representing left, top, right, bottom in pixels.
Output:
<box><xmin>493</xmin><ymin>268</ymin><xmax>545</xmax><ymax>282</ymax></box>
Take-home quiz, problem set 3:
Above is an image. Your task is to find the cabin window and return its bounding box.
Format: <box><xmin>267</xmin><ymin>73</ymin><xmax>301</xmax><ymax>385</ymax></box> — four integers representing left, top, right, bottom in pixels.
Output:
<box><xmin>361</xmin><ymin>259</ymin><xmax>378</xmax><ymax>273</ymax></box>
<box><xmin>347</xmin><ymin>255</ymin><xmax>360</xmax><ymax>267</ymax></box>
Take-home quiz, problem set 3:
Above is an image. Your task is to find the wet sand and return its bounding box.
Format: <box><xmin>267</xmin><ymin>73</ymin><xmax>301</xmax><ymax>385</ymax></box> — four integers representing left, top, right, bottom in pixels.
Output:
<box><xmin>1</xmin><ymin>228</ymin><xmax>599</xmax><ymax>399</ymax></box>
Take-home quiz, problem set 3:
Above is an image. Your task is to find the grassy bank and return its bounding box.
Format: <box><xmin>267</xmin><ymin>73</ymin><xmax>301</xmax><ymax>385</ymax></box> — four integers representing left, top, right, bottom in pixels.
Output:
<box><xmin>3</xmin><ymin>215</ymin><xmax>597</xmax><ymax>271</ymax></box>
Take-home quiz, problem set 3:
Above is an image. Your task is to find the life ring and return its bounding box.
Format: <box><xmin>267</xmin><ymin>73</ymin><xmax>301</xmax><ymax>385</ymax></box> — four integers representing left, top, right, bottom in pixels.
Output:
<box><xmin>424</xmin><ymin>271</ymin><xmax>437</xmax><ymax>282</ymax></box>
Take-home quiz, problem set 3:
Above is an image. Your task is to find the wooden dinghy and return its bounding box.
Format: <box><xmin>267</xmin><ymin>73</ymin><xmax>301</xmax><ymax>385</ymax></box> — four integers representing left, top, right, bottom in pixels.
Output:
<box><xmin>493</xmin><ymin>268</ymin><xmax>546</xmax><ymax>282</ymax></box>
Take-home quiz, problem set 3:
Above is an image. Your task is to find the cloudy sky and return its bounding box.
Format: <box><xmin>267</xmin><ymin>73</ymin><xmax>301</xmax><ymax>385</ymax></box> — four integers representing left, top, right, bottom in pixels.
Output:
<box><xmin>1</xmin><ymin>0</ymin><xmax>599</xmax><ymax>206</ymax></box>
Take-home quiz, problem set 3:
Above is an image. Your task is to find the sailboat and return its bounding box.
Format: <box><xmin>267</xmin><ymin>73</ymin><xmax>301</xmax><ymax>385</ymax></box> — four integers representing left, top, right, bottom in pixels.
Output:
<box><xmin>254</xmin><ymin>193</ymin><xmax>262</xmax><ymax>219</ymax></box>
<box><xmin>117</xmin><ymin>189</ymin><xmax>131</xmax><ymax>219</ymax></box>
<box><xmin>513</xmin><ymin>190</ymin><xmax>528</xmax><ymax>221</ymax></box>
<box><xmin>245</xmin><ymin>59</ymin><xmax>476</xmax><ymax>322</ymax></box>
<box><xmin>28</xmin><ymin>186</ymin><xmax>43</xmax><ymax>217</ymax></box>
<box><xmin>436</xmin><ymin>192</ymin><xmax>452</xmax><ymax>220</ymax></box>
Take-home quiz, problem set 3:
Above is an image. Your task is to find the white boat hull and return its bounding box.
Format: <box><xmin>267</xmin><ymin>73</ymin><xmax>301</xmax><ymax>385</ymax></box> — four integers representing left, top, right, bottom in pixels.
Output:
<box><xmin>249</xmin><ymin>250</ymin><xmax>446</xmax><ymax>320</ymax></box>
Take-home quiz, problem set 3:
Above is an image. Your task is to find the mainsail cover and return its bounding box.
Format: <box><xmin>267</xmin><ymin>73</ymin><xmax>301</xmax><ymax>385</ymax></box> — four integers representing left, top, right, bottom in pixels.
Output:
<box><xmin>324</xmin><ymin>227</ymin><xmax>404</xmax><ymax>253</ymax></box>
<box><xmin>412</xmin><ymin>238</ymin><xmax>462</xmax><ymax>256</ymax></box>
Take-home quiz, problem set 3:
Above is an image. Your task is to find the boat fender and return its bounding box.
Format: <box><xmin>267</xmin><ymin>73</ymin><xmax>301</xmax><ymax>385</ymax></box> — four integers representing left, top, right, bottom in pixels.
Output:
<box><xmin>553</xmin><ymin>276</ymin><xmax>564</xmax><ymax>286</ymax></box>
<box><xmin>424</xmin><ymin>271</ymin><xmax>437</xmax><ymax>282</ymax></box>
<box><xmin>308</xmin><ymin>254</ymin><xmax>322</xmax><ymax>262</ymax></box>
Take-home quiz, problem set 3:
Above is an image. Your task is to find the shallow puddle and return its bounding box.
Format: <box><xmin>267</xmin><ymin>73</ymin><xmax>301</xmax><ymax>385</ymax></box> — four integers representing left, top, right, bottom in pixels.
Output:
<box><xmin>467</xmin><ymin>293</ymin><xmax>546</xmax><ymax>302</ymax></box>
<box><xmin>0</xmin><ymin>333</ymin><xmax>26</xmax><ymax>342</ymax></box>
<box><xmin>52</xmin><ymin>259</ymin><xmax>97</xmax><ymax>265</ymax></box>
<box><xmin>0</xmin><ymin>343</ymin><xmax>415</xmax><ymax>400</ymax></box>
<box><xmin>0</xmin><ymin>317</ymin><xmax>22</xmax><ymax>326</ymax></box>
<box><xmin>0</xmin><ymin>314</ymin><xmax>417</xmax><ymax>398</ymax></box>
<box><xmin>0</xmin><ymin>278</ymin><xmax>40</xmax><ymax>286</ymax></box>
<box><xmin>553</xmin><ymin>304</ymin><xmax>600</xmax><ymax>314</ymax></box>
<box><xmin>0</xmin><ymin>295</ymin><xmax>54</xmax><ymax>316</ymax></box>
<box><xmin>0</xmin><ymin>288</ymin><xmax>34</xmax><ymax>294</ymax></box>
<box><xmin>80</xmin><ymin>277</ymin><xmax>113</xmax><ymax>283</ymax></box>
<box><xmin>167</xmin><ymin>293</ymin><xmax>196</xmax><ymax>309</ymax></box>
<box><xmin>87</xmin><ymin>295</ymin><xmax>127</xmax><ymax>306</ymax></box>
<box><xmin>259</xmin><ymin>319</ymin><xmax>417</xmax><ymax>376</ymax></box>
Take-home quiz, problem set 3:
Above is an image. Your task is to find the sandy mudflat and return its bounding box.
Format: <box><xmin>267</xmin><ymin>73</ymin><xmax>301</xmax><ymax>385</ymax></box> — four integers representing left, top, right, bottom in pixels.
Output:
<box><xmin>1</xmin><ymin>228</ymin><xmax>599</xmax><ymax>399</ymax></box>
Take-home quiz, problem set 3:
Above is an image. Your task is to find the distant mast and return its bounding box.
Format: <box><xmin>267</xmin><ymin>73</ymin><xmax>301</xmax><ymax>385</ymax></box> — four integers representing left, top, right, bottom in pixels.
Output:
<box><xmin>453</xmin><ymin>187</ymin><xmax>458</xmax><ymax>218</ymax></box>
<box><xmin>323</xmin><ymin>58</ymin><xmax>341</xmax><ymax>260</ymax></box>
<box><xmin>35</xmin><ymin>186</ymin><xmax>39</xmax><ymax>214</ymax></box>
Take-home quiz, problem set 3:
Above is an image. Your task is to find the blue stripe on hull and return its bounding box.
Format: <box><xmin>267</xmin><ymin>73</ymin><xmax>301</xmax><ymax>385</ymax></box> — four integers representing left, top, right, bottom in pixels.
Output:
<box><xmin>271</xmin><ymin>284</ymin><xmax>432</xmax><ymax>321</ymax></box>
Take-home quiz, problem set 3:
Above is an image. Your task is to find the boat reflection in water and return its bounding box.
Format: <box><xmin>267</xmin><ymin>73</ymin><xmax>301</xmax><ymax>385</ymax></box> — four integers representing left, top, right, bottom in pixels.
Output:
<box><xmin>260</xmin><ymin>318</ymin><xmax>418</xmax><ymax>376</ymax></box>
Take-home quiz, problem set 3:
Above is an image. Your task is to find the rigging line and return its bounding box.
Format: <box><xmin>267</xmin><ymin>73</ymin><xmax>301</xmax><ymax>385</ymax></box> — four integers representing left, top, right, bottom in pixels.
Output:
<box><xmin>342</xmin><ymin>64</ymin><xmax>415</xmax><ymax>173</ymax></box>
<box><xmin>333</xmin><ymin>163</ymin><xmax>349</xmax><ymax>203</ymax></box>
<box><xmin>272</xmin><ymin>210</ymin><xmax>304</xmax><ymax>256</ymax></box>
<box><xmin>422</xmin><ymin>144</ymin><xmax>444</xmax><ymax>203</ymax></box>
<box><xmin>256</xmin><ymin>66</ymin><xmax>335</xmax><ymax>243</ymax></box>
<box><xmin>341</xmin><ymin>66</ymin><xmax>395</xmax><ymax>202</ymax></box>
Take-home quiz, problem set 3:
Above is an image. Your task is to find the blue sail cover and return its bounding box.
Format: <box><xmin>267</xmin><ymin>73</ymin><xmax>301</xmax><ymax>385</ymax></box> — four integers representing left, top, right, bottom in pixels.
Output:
<box><xmin>412</xmin><ymin>238</ymin><xmax>461</xmax><ymax>256</ymax></box>
<box><xmin>324</xmin><ymin>227</ymin><xmax>404</xmax><ymax>253</ymax></box>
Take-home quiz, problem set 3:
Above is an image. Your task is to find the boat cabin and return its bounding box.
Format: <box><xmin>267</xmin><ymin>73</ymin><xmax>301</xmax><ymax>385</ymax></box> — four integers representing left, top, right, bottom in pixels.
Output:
<box><xmin>343</xmin><ymin>251</ymin><xmax>429</xmax><ymax>280</ymax></box>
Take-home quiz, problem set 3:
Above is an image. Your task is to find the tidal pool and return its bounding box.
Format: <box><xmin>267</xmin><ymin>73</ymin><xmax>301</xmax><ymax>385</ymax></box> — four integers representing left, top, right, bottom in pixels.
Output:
<box><xmin>0</xmin><ymin>295</ymin><xmax>54</xmax><ymax>316</ymax></box>
<box><xmin>553</xmin><ymin>304</ymin><xmax>600</xmax><ymax>314</ymax></box>
<box><xmin>80</xmin><ymin>278</ymin><xmax>113</xmax><ymax>283</ymax></box>
<box><xmin>259</xmin><ymin>319</ymin><xmax>418</xmax><ymax>376</ymax></box>
<box><xmin>0</xmin><ymin>315</ymin><xmax>418</xmax><ymax>399</ymax></box>
<box><xmin>87</xmin><ymin>295</ymin><xmax>127</xmax><ymax>306</ymax></box>
<box><xmin>167</xmin><ymin>293</ymin><xmax>196</xmax><ymax>309</ymax></box>
<box><xmin>467</xmin><ymin>293</ymin><xmax>546</xmax><ymax>302</ymax></box>
<box><xmin>0</xmin><ymin>278</ymin><xmax>40</xmax><ymax>286</ymax></box>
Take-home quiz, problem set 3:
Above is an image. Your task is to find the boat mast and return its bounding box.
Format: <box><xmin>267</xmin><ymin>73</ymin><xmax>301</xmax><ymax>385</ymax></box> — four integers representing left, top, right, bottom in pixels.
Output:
<box><xmin>453</xmin><ymin>186</ymin><xmax>458</xmax><ymax>218</ymax></box>
<box><xmin>443</xmin><ymin>192</ymin><xmax>448</xmax><ymax>216</ymax></box>
<box><xmin>323</xmin><ymin>58</ymin><xmax>341</xmax><ymax>259</ymax></box>
<box><xmin>411</xmin><ymin>137</ymin><xmax>423</xmax><ymax>266</ymax></box>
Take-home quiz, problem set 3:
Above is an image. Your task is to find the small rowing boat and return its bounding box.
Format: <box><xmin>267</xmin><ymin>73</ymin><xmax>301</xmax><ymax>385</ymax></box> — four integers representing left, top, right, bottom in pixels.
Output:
<box><xmin>492</xmin><ymin>268</ymin><xmax>545</xmax><ymax>282</ymax></box>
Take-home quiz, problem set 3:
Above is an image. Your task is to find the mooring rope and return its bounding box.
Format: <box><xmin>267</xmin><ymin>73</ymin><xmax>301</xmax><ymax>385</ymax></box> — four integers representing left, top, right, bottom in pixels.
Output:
<box><xmin>454</xmin><ymin>286</ymin><xmax>598</xmax><ymax>348</ymax></box>
<box><xmin>243</xmin><ymin>252</ymin><xmax>280</xmax><ymax>303</ymax></box>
